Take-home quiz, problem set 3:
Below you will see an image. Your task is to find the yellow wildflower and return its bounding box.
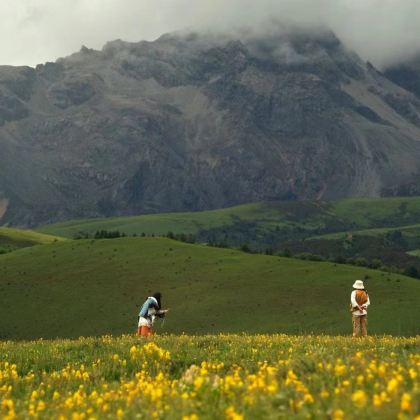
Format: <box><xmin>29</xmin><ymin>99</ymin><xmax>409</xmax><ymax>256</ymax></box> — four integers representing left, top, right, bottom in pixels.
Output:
<box><xmin>352</xmin><ymin>390</ymin><xmax>367</xmax><ymax>408</ymax></box>
<box><xmin>303</xmin><ymin>393</ymin><xmax>314</xmax><ymax>404</ymax></box>
<box><xmin>182</xmin><ymin>415</ymin><xmax>199</xmax><ymax>420</ymax></box>
<box><xmin>334</xmin><ymin>364</ymin><xmax>346</xmax><ymax>376</ymax></box>
<box><xmin>36</xmin><ymin>400</ymin><xmax>46</xmax><ymax>412</ymax></box>
<box><xmin>194</xmin><ymin>376</ymin><xmax>204</xmax><ymax>390</ymax></box>
<box><xmin>373</xmin><ymin>394</ymin><xmax>382</xmax><ymax>408</ymax></box>
<box><xmin>320</xmin><ymin>390</ymin><xmax>329</xmax><ymax>399</ymax></box>
<box><xmin>332</xmin><ymin>409</ymin><xmax>345</xmax><ymax>420</ymax></box>
<box><xmin>225</xmin><ymin>406</ymin><xmax>243</xmax><ymax>420</ymax></box>
<box><xmin>387</xmin><ymin>378</ymin><xmax>399</xmax><ymax>394</ymax></box>
<box><xmin>400</xmin><ymin>393</ymin><xmax>412</xmax><ymax>412</ymax></box>
<box><xmin>1</xmin><ymin>399</ymin><xmax>14</xmax><ymax>411</ymax></box>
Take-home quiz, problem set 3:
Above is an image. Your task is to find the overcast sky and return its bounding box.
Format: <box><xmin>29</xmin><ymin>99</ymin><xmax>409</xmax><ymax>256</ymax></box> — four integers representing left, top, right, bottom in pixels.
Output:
<box><xmin>1</xmin><ymin>0</ymin><xmax>419</xmax><ymax>69</ymax></box>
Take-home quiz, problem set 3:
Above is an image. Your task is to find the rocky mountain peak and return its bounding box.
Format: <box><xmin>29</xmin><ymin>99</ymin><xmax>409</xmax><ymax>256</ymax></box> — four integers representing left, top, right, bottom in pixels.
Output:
<box><xmin>1</xmin><ymin>28</ymin><xmax>420</xmax><ymax>226</ymax></box>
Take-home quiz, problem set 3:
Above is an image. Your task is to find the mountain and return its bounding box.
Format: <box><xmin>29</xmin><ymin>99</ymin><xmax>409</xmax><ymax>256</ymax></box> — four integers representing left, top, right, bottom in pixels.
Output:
<box><xmin>2</xmin><ymin>28</ymin><xmax>420</xmax><ymax>226</ymax></box>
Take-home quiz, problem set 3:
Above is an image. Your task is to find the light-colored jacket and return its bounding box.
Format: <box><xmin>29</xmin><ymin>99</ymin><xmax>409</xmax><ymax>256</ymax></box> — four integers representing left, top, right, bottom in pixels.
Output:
<box><xmin>351</xmin><ymin>290</ymin><xmax>370</xmax><ymax>316</ymax></box>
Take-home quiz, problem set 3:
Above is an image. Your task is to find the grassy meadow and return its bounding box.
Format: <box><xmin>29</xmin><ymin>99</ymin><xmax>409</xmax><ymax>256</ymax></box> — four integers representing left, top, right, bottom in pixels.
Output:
<box><xmin>0</xmin><ymin>334</ymin><xmax>419</xmax><ymax>419</ymax></box>
<box><xmin>1</xmin><ymin>199</ymin><xmax>420</xmax><ymax>418</ymax></box>
<box><xmin>0</xmin><ymin>237</ymin><xmax>419</xmax><ymax>340</ymax></box>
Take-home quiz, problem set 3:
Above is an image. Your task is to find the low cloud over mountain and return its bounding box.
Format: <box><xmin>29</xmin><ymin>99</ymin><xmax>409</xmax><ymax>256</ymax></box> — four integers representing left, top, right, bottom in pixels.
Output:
<box><xmin>1</xmin><ymin>0</ymin><xmax>420</xmax><ymax>69</ymax></box>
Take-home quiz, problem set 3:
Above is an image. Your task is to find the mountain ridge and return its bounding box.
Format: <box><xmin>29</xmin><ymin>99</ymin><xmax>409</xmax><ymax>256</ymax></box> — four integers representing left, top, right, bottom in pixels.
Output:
<box><xmin>2</xmin><ymin>28</ymin><xmax>420</xmax><ymax>226</ymax></box>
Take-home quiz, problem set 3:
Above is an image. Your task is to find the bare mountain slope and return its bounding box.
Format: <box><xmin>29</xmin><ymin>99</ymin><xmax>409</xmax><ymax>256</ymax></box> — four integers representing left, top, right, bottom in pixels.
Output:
<box><xmin>1</xmin><ymin>29</ymin><xmax>420</xmax><ymax>226</ymax></box>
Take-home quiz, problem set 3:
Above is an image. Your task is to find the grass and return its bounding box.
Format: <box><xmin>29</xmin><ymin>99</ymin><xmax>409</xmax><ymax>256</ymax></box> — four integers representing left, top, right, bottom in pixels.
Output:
<box><xmin>36</xmin><ymin>201</ymin><xmax>330</xmax><ymax>239</ymax></box>
<box><xmin>37</xmin><ymin>197</ymin><xmax>420</xmax><ymax>245</ymax></box>
<box><xmin>36</xmin><ymin>202</ymin><xmax>282</xmax><ymax>238</ymax></box>
<box><xmin>0</xmin><ymin>226</ymin><xmax>63</xmax><ymax>245</ymax></box>
<box><xmin>0</xmin><ymin>334</ymin><xmax>418</xmax><ymax>418</ymax></box>
<box><xmin>331</xmin><ymin>196</ymin><xmax>420</xmax><ymax>227</ymax></box>
<box><xmin>0</xmin><ymin>237</ymin><xmax>419</xmax><ymax>340</ymax></box>
<box><xmin>0</xmin><ymin>226</ymin><xmax>64</xmax><ymax>253</ymax></box>
<box><xmin>311</xmin><ymin>223</ymin><xmax>420</xmax><ymax>240</ymax></box>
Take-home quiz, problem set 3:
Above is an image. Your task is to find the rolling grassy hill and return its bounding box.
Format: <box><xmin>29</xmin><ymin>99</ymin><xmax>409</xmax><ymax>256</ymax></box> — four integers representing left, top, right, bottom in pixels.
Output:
<box><xmin>35</xmin><ymin>197</ymin><xmax>420</xmax><ymax>277</ymax></box>
<box><xmin>331</xmin><ymin>196</ymin><xmax>420</xmax><ymax>227</ymax></box>
<box><xmin>38</xmin><ymin>196</ymin><xmax>420</xmax><ymax>240</ymax></box>
<box><xmin>36</xmin><ymin>202</ymin><xmax>288</xmax><ymax>238</ymax></box>
<box><xmin>311</xmin><ymin>223</ymin><xmax>420</xmax><ymax>240</ymax></box>
<box><xmin>0</xmin><ymin>226</ymin><xmax>63</xmax><ymax>254</ymax></box>
<box><xmin>0</xmin><ymin>236</ymin><xmax>419</xmax><ymax>340</ymax></box>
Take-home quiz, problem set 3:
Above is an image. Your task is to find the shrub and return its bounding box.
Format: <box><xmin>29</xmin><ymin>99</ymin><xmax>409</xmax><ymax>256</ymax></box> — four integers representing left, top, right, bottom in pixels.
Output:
<box><xmin>280</xmin><ymin>248</ymin><xmax>292</xmax><ymax>258</ymax></box>
<box><xmin>354</xmin><ymin>257</ymin><xmax>368</xmax><ymax>267</ymax></box>
<box><xmin>404</xmin><ymin>266</ymin><xmax>419</xmax><ymax>279</ymax></box>
<box><xmin>333</xmin><ymin>256</ymin><xmax>347</xmax><ymax>264</ymax></box>
<box><xmin>240</xmin><ymin>244</ymin><xmax>251</xmax><ymax>253</ymax></box>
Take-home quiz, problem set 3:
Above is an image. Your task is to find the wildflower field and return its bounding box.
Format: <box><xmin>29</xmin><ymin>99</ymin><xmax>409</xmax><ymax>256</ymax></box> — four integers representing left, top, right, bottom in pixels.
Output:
<box><xmin>0</xmin><ymin>335</ymin><xmax>419</xmax><ymax>419</ymax></box>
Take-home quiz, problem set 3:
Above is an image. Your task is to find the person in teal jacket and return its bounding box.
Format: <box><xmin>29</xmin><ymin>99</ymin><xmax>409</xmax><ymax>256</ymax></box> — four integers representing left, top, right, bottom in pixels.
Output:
<box><xmin>137</xmin><ymin>292</ymin><xmax>167</xmax><ymax>336</ymax></box>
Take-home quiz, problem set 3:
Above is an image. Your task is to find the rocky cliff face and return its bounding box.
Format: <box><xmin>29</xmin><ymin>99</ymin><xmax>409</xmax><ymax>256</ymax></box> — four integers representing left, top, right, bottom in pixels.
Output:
<box><xmin>1</xmin><ymin>29</ymin><xmax>420</xmax><ymax>226</ymax></box>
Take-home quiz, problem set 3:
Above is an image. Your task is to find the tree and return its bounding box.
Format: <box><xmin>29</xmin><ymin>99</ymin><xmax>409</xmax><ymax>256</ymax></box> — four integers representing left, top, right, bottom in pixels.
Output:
<box><xmin>281</xmin><ymin>248</ymin><xmax>292</xmax><ymax>258</ymax></box>
<box><xmin>404</xmin><ymin>266</ymin><xmax>419</xmax><ymax>279</ymax></box>
<box><xmin>240</xmin><ymin>244</ymin><xmax>251</xmax><ymax>253</ymax></box>
<box><xmin>369</xmin><ymin>259</ymin><xmax>382</xmax><ymax>269</ymax></box>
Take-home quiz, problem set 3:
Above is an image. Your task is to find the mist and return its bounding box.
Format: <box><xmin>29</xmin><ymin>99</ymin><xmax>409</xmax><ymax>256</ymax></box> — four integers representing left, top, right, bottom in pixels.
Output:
<box><xmin>0</xmin><ymin>0</ymin><xmax>419</xmax><ymax>69</ymax></box>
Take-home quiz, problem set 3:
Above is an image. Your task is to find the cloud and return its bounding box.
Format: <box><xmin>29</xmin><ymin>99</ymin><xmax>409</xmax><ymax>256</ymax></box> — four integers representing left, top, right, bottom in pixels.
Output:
<box><xmin>0</xmin><ymin>0</ymin><xmax>419</xmax><ymax>68</ymax></box>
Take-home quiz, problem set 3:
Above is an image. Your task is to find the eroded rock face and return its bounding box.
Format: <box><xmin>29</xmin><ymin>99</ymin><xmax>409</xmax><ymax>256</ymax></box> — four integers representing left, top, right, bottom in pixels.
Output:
<box><xmin>0</xmin><ymin>66</ymin><xmax>36</xmax><ymax>100</ymax></box>
<box><xmin>0</xmin><ymin>92</ymin><xmax>29</xmax><ymax>126</ymax></box>
<box><xmin>2</xmin><ymin>29</ymin><xmax>420</xmax><ymax>226</ymax></box>
<box><xmin>47</xmin><ymin>79</ymin><xmax>97</xmax><ymax>109</ymax></box>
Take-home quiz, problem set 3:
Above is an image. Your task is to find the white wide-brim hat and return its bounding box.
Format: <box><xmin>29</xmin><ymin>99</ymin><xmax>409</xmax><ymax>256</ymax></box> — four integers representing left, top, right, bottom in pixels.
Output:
<box><xmin>353</xmin><ymin>280</ymin><xmax>365</xmax><ymax>290</ymax></box>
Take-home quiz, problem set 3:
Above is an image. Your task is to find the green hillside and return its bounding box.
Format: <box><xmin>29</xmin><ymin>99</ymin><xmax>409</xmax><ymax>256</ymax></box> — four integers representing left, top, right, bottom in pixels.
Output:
<box><xmin>331</xmin><ymin>196</ymin><xmax>420</xmax><ymax>227</ymax></box>
<box><xmin>38</xmin><ymin>197</ymin><xmax>420</xmax><ymax>239</ymax></box>
<box><xmin>36</xmin><ymin>197</ymin><xmax>420</xmax><ymax>278</ymax></box>
<box><xmin>311</xmin><ymin>223</ymin><xmax>420</xmax><ymax>240</ymax></box>
<box><xmin>1</xmin><ymin>237</ymin><xmax>419</xmax><ymax>340</ymax></box>
<box><xmin>0</xmin><ymin>226</ymin><xmax>63</xmax><ymax>254</ymax></box>
<box><xmin>37</xmin><ymin>202</ymin><xmax>287</xmax><ymax>238</ymax></box>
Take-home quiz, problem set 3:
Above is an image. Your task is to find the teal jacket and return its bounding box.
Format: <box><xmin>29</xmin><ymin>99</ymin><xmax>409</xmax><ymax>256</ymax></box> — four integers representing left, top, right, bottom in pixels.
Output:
<box><xmin>139</xmin><ymin>297</ymin><xmax>159</xmax><ymax>319</ymax></box>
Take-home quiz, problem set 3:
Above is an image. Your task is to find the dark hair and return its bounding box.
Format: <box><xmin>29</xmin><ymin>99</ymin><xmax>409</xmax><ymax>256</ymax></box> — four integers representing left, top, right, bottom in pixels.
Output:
<box><xmin>152</xmin><ymin>292</ymin><xmax>162</xmax><ymax>308</ymax></box>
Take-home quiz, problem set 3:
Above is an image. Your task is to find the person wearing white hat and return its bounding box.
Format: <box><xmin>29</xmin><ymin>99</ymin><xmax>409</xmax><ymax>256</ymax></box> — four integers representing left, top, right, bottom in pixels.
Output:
<box><xmin>350</xmin><ymin>280</ymin><xmax>370</xmax><ymax>337</ymax></box>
